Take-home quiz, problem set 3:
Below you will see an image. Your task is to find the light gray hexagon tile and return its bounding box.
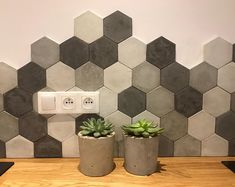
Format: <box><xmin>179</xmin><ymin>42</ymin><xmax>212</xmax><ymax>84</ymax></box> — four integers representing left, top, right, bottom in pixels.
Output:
<box><xmin>118</xmin><ymin>37</ymin><xmax>146</xmax><ymax>69</ymax></box>
<box><xmin>48</xmin><ymin>115</ymin><xmax>75</xmax><ymax>142</ymax></box>
<box><xmin>0</xmin><ymin>94</ymin><xmax>3</xmax><ymax>112</ymax></box>
<box><xmin>133</xmin><ymin>61</ymin><xmax>160</xmax><ymax>93</ymax></box>
<box><xmin>0</xmin><ymin>62</ymin><xmax>17</xmax><ymax>94</ymax></box>
<box><xmin>104</xmin><ymin>62</ymin><xmax>132</xmax><ymax>93</ymax></box>
<box><xmin>203</xmin><ymin>87</ymin><xmax>230</xmax><ymax>117</ymax></box>
<box><xmin>62</xmin><ymin>135</ymin><xmax>79</xmax><ymax>157</ymax></box>
<box><xmin>202</xmin><ymin>134</ymin><xmax>228</xmax><ymax>156</ymax></box>
<box><xmin>75</xmin><ymin>62</ymin><xmax>104</xmax><ymax>91</ymax></box>
<box><xmin>203</xmin><ymin>37</ymin><xmax>233</xmax><ymax>69</ymax></box>
<box><xmin>188</xmin><ymin>110</ymin><xmax>215</xmax><ymax>140</ymax></box>
<box><xmin>132</xmin><ymin>110</ymin><xmax>160</xmax><ymax>125</ymax></box>
<box><xmin>74</xmin><ymin>11</ymin><xmax>103</xmax><ymax>43</ymax></box>
<box><xmin>46</xmin><ymin>61</ymin><xmax>75</xmax><ymax>91</ymax></box>
<box><xmin>6</xmin><ymin>135</ymin><xmax>34</xmax><ymax>158</ymax></box>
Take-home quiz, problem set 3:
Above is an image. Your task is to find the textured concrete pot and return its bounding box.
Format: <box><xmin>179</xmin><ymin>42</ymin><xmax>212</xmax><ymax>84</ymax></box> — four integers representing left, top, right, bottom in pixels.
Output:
<box><xmin>123</xmin><ymin>134</ymin><xmax>159</xmax><ymax>176</ymax></box>
<box><xmin>78</xmin><ymin>132</ymin><xmax>115</xmax><ymax>177</ymax></box>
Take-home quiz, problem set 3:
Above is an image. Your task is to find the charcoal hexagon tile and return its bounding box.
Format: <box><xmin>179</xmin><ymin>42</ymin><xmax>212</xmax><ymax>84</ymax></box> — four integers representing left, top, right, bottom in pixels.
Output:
<box><xmin>188</xmin><ymin>111</ymin><xmax>215</xmax><ymax>140</ymax></box>
<box><xmin>103</xmin><ymin>11</ymin><xmax>132</xmax><ymax>43</ymax></box>
<box><xmin>233</xmin><ymin>44</ymin><xmax>235</xmax><ymax>61</ymax></box>
<box><xmin>0</xmin><ymin>62</ymin><xmax>17</xmax><ymax>94</ymax></box>
<box><xmin>215</xmin><ymin>111</ymin><xmax>235</xmax><ymax>141</ymax></box>
<box><xmin>189</xmin><ymin>62</ymin><xmax>218</xmax><ymax>93</ymax></box>
<box><xmin>160</xmin><ymin>62</ymin><xmax>189</xmax><ymax>93</ymax></box>
<box><xmin>104</xmin><ymin>62</ymin><xmax>132</xmax><ymax>93</ymax></box>
<box><xmin>118</xmin><ymin>37</ymin><xmax>146</xmax><ymax>69</ymax></box>
<box><xmin>160</xmin><ymin>110</ymin><xmax>188</xmax><ymax>141</ymax></box>
<box><xmin>19</xmin><ymin>111</ymin><xmax>47</xmax><ymax>142</ymax></box>
<box><xmin>231</xmin><ymin>92</ymin><xmax>235</xmax><ymax>112</ymax></box>
<box><xmin>218</xmin><ymin>62</ymin><xmax>235</xmax><ymax>93</ymax></box>
<box><xmin>0</xmin><ymin>94</ymin><xmax>3</xmax><ymax>112</ymax></box>
<box><xmin>6</xmin><ymin>135</ymin><xmax>34</xmax><ymax>158</ymax></box>
<box><xmin>60</xmin><ymin>36</ymin><xmax>89</xmax><ymax>69</ymax></box>
<box><xmin>31</xmin><ymin>37</ymin><xmax>59</xmax><ymax>68</ymax></box>
<box><xmin>229</xmin><ymin>139</ymin><xmax>235</xmax><ymax>156</ymax></box>
<box><xmin>175</xmin><ymin>87</ymin><xmax>203</xmax><ymax>117</ymax></box>
<box><xmin>46</xmin><ymin>62</ymin><xmax>75</xmax><ymax>91</ymax></box>
<box><xmin>90</xmin><ymin>36</ymin><xmax>118</xmax><ymax>69</ymax></box>
<box><xmin>4</xmin><ymin>88</ymin><xmax>33</xmax><ymax>117</ymax></box>
<box><xmin>159</xmin><ymin>135</ymin><xmax>174</xmax><ymax>157</ymax></box>
<box><xmin>133</xmin><ymin>61</ymin><xmax>160</xmax><ymax>93</ymax></box>
<box><xmin>174</xmin><ymin>135</ymin><xmax>201</xmax><ymax>156</ymax></box>
<box><xmin>146</xmin><ymin>37</ymin><xmax>176</xmax><ymax>69</ymax></box>
<box><xmin>0</xmin><ymin>140</ymin><xmax>6</xmax><ymax>158</ymax></box>
<box><xmin>62</xmin><ymin>135</ymin><xmax>79</xmax><ymax>157</ymax></box>
<box><xmin>48</xmin><ymin>115</ymin><xmax>75</xmax><ymax>142</ymax></box>
<box><xmin>202</xmin><ymin>134</ymin><xmax>228</xmax><ymax>156</ymax></box>
<box><xmin>75</xmin><ymin>62</ymin><xmax>104</xmax><ymax>91</ymax></box>
<box><xmin>34</xmin><ymin>135</ymin><xmax>62</xmax><ymax>158</ymax></box>
<box><xmin>203</xmin><ymin>37</ymin><xmax>233</xmax><ymax>69</ymax></box>
<box><xmin>147</xmin><ymin>86</ymin><xmax>174</xmax><ymax>117</ymax></box>
<box><xmin>132</xmin><ymin>110</ymin><xmax>160</xmax><ymax>125</ymax></box>
<box><xmin>74</xmin><ymin>11</ymin><xmax>103</xmax><ymax>43</ymax></box>
<box><xmin>99</xmin><ymin>86</ymin><xmax>118</xmax><ymax>117</ymax></box>
<box><xmin>203</xmin><ymin>87</ymin><xmax>230</xmax><ymax>117</ymax></box>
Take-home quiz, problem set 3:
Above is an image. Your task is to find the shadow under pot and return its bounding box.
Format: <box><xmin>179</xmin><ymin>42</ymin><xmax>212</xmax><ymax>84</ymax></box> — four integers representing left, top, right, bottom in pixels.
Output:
<box><xmin>78</xmin><ymin>132</ymin><xmax>115</xmax><ymax>177</ymax></box>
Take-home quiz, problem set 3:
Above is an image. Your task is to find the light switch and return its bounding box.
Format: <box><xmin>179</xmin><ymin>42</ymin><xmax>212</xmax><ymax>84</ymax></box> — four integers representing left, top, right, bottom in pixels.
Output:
<box><xmin>41</xmin><ymin>94</ymin><xmax>56</xmax><ymax>110</ymax></box>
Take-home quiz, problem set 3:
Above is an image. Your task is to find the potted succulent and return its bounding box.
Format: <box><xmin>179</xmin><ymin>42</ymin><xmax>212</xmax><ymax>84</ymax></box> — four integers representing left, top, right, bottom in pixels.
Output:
<box><xmin>122</xmin><ymin>119</ymin><xmax>164</xmax><ymax>176</ymax></box>
<box><xmin>78</xmin><ymin>118</ymin><xmax>115</xmax><ymax>177</ymax></box>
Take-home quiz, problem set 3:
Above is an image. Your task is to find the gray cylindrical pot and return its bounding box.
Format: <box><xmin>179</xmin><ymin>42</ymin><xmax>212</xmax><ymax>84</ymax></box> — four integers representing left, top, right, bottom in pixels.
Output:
<box><xmin>78</xmin><ymin>132</ymin><xmax>115</xmax><ymax>177</ymax></box>
<box><xmin>123</xmin><ymin>134</ymin><xmax>159</xmax><ymax>176</ymax></box>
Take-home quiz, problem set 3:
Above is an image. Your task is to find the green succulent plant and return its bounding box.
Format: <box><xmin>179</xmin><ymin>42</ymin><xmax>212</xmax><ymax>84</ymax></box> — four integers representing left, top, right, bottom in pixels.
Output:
<box><xmin>122</xmin><ymin>119</ymin><xmax>164</xmax><ymax>138</ymax></box>
<box><xmin>80</xmin><ymin>118</ymin><xmax>114</xmax><ymax>138</ymax></box>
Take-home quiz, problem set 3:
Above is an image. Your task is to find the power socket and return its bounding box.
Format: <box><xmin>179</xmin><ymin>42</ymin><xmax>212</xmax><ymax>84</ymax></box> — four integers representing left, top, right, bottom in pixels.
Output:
<box><xmin>62</xmin><ymin>97</ymin><xmax>75</xmax><ymax>110</ymax></box>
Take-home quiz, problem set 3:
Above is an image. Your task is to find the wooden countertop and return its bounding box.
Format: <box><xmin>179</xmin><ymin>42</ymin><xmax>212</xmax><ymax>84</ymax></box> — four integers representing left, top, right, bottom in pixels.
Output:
<box><xmin>0</xmin><ymin>157</ymin><xmax>234</xmax><ymax>187</ymax></box>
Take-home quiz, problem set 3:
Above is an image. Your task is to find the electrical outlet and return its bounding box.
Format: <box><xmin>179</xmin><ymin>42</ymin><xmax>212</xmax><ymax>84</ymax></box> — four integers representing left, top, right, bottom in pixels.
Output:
<box><xmin>80</xmin><ymin>92</ymin><xmax>99</xmax><ymax>113</ymax></box>
<box><xmin>62</xmin><ymin>96</ymin><xmax>75</xmax><ymax>110</ymax></box>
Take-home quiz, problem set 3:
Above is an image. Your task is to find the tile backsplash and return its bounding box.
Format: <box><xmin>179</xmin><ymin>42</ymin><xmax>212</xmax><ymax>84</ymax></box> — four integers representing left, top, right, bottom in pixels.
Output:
<box><xmin>0</xmin><ymin>11</ymin><xmax>235</xmax><ymax>158</ymax></box>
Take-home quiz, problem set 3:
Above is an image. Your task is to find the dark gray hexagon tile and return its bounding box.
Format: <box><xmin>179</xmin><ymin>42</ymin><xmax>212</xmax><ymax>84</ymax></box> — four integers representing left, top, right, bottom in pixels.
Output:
<box><xmin>147</xmin><ymin>36</ymin><xmax>176</xmax><ymax>69</ymax></box>
<box><xmin>34</xmin><ymin>135</ymin><xmax>62</xmax><ymax>158</ymax></box>
<box><xmin>231</xmin><ymin>92</ymin><xmax>235</xmax><ymax>112</ymax></box>
<box><xmin>161</xmin><ymin>62</ymin><xmax>189</xmax><ymax>93</ymax></box>
<box><xmin>4</xmin><ymin>88</ymin><xmax>33</xmax><ymax>117</ymax></box>
<box><xmin>90</xmin><ymin>36</ymin><xmax>118</xmax><ymax>69</ymax></box>
<box><xmin>0</xmin><ymin>140</ymin><xmax>6</xmax><ymax>158</ymax></box>
<box><xmin>159</xmin><ymin>135</ymin><xmax>174</xmax><ymax>157</ymax></box>
<box><xmin>229</xmin><ymin>139</ymin><xmax>235</xmax><ymax>156</ymax></box>
<box><xmin>0</xmin><ymin>94</ymin><xmax>3</xmax><ymax>112</ymax></box>
<box><xmin>215</xmin><ymin>111</ymin><xmax>235</xmax><ymax>141</ymax></box>
<box><xmin>175</xmin><ymin>87</ymin><xmax>203</xmax><ymax>117</ymax></box>
<box><xmin>60</xmin><ymin>36</ymin><xmax>89</xmax><ymax>69</ymax></box>
<box><xmin>103</xmin><ymin>11</ymin><xmax>132</xmax><ymax>43</ymax></box>
<box><xmin>233</xmin><ymin>44</ymin><xmax>235</xmax><ymax>61</ymax></box>
<box><xmin>118</xmin><ymin>86</ymin><xmax>146</xmax><ymax>118</ymax></box>
<box><xmin>19</xmin><ymin>111</ymin><xmax>47</xmax><ymax>142</ymax></box>
<box><xmin>18</xmin><ymin>62</ymin><xmax>46</xmax><ymax>93</ymax></box>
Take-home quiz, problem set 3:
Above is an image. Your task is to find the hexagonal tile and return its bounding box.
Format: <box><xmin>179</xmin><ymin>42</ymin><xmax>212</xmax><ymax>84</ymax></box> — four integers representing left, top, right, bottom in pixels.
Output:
<box><xmin>118</xmin><ymin>37</ymin><xmax>146</xmax><ymax>68</ymax></box>
<box><xmin>18</xmin><ymin>62</ymin><xmax>46</xmax><ymax>93</ymax></box>
<box><xmin>233</xmin><ymin>44</ymin><xmax>235</xmax><ymax>61</ymax></box>
<box><xmin>0</xmin><ymin>62</ymin><xmax>17</xmax><ymax>94</ymax></box>
<box><xmin>188</xmin><ymin>111</ymin><xmax>215</xmax><ymax>140</ymax></box>
<box><xmin>175</xmin><ymin>87</ymin><xmax>203</xmax><ymax>117</ymax></box>
<box><xmin>4</xmin><ymin>88</ymin><xmax>33</xmax><ymax>117</ymax></box>
<box><xmin>132</xmin><ymin>110</ymin><xmax>160</xmax><ymax>125</ymax></box>
<box><xmin>202</xmin><ymin>134</ymin><xmax>228</xmax><ymax>156</ymax></box>
<box><xmin>174</xmin><ymin>135</ymin><xmax>201</xmax><ymax>156</ymax></box>
<box><xmin>104</xmin><ymin>62</ymin><xmax>132</xmax><ymax>93</ymax></box>
<box><xmin>74</xmin><ymin>11</ymin><xmax>103</xmax><ymax>43</ymax></box>
<box><xmin>160</xmin><ymin>62</ymin><xmax>189</xmax><ymax>93</ymax></box>
<box><xmin>133</xmin><ymin>61</ymin><xmax>160</xmax><ymax>93</ymax></box>
<box><xmin>160</xmin><ymin>110</ymin><xmax>188</xmax><ymax>141</ymax></box>
<box><xmin>229</xmin><ymin>139</ymin><xmax>235</xmax><ymax>156</ymax></box>
<box><xmin>231</xmin><ymin>92</ymin><xmax>235</xmax><ymax>112</ymax></box>
<box><xmin>19</xmin><ymin>111</ymin><xmax>47</xmax><ymax>142</ymax></box>
<box><xmin>0</xmin><ymin>94</ymin><xmax>3</xmax><ymax>112</ymax></box>
<box><xmin>90</xmin><ymin>36</ymin><xmax>118</xmax><ymax>69</ymax></box>
<box><xmin>215</xmin><ymin>111</ymin><xmax>235</xmax><ymax>141</ymax></box>
<box><xmin>34</xmin><ymin>135</ymin><xmax>62</xmax><ymax>158</ymax></box>
<box><xmin>203</xmin><ymin>37</ymin><xmax>233</xmax><ymax>69</ymax></box>
<box><xmin>75</xmin><ymin>62</ymin><xmax>103</xmax><ymax>91</ymax></box>
<box><xmin>31</xmin><ymin>37</ymin><xmax>59</xmax><ymax>68</ymax></box>
<box><xmin>147</xmin><ymin>86</ymin><xmax>174</xmax><ymax>117</ymax></box>
<box><xmin>6</xmin><ymin>135</ymin><xmax>34</xmax><ymax>158</ymax></box>
<box><xmin>62</xmin><ymin>135</ymin><xmax>79</xmax><ymax>157</ymax></box>
<box><xmin>0</xmin><ymin>140</ymin><xmax>6</xmax><ymax>158</ymax></box>
<box><xmin>99</xmin><ymin>86</ymin><xmax>117</xmax><ymax>117</ymax></box>
<box><xmin>146</xmin><ymin>37</ymin><xmax>176</xmax><ymax>69</ymax></box>
<box><xmin>46</xmin><ymin>62</ymin><xmax>75</xmax><ymax>91</ymax></box>
<box><xmin>60</xmin><ymin>36</ymin><xmax>89</xmax><ymax>69</ymax></box>
<box><xmin>48</xmin><ymin>115</ymin><xmax>75</xmax><ymax>142</ymax></box>
<box><xmin>218</xmin><ymin>62</ymin><xmax>235</xmax><ymax>93</ymax></box>
<box><xmin>103</xmin><ymin>11</ymin><xmax>132</xmax><ymax>43</ymax></box>
<box><xmin>159</xmin><ymin>135</ymin><xmax>174</xmax><ymax>157</ymax></box>
<box><xmin>203</xmin><ymin>87</ymin><xmax>230</xmax><ymax>117</ymax></box>
<box><xmin>118</xmin><ymin>86</ymin><xmax>146</xmax><ymax>117</ymax></box>
<box><xmin>189</xmin><ymin>62</ymin><xmax>218</xmax><ymax>93</ymax></box>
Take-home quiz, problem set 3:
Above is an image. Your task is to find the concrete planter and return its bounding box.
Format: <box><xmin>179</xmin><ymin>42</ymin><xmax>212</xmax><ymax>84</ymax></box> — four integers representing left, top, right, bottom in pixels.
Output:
<box><xmin>123</xmin><ymin>134</ymin><xmax>159</xmax><ymax>176</ymax></box>
<box><xmin>78</xmin><ymin>132</ymin><xmax>115</xmax><ymax>177</ymax></box>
